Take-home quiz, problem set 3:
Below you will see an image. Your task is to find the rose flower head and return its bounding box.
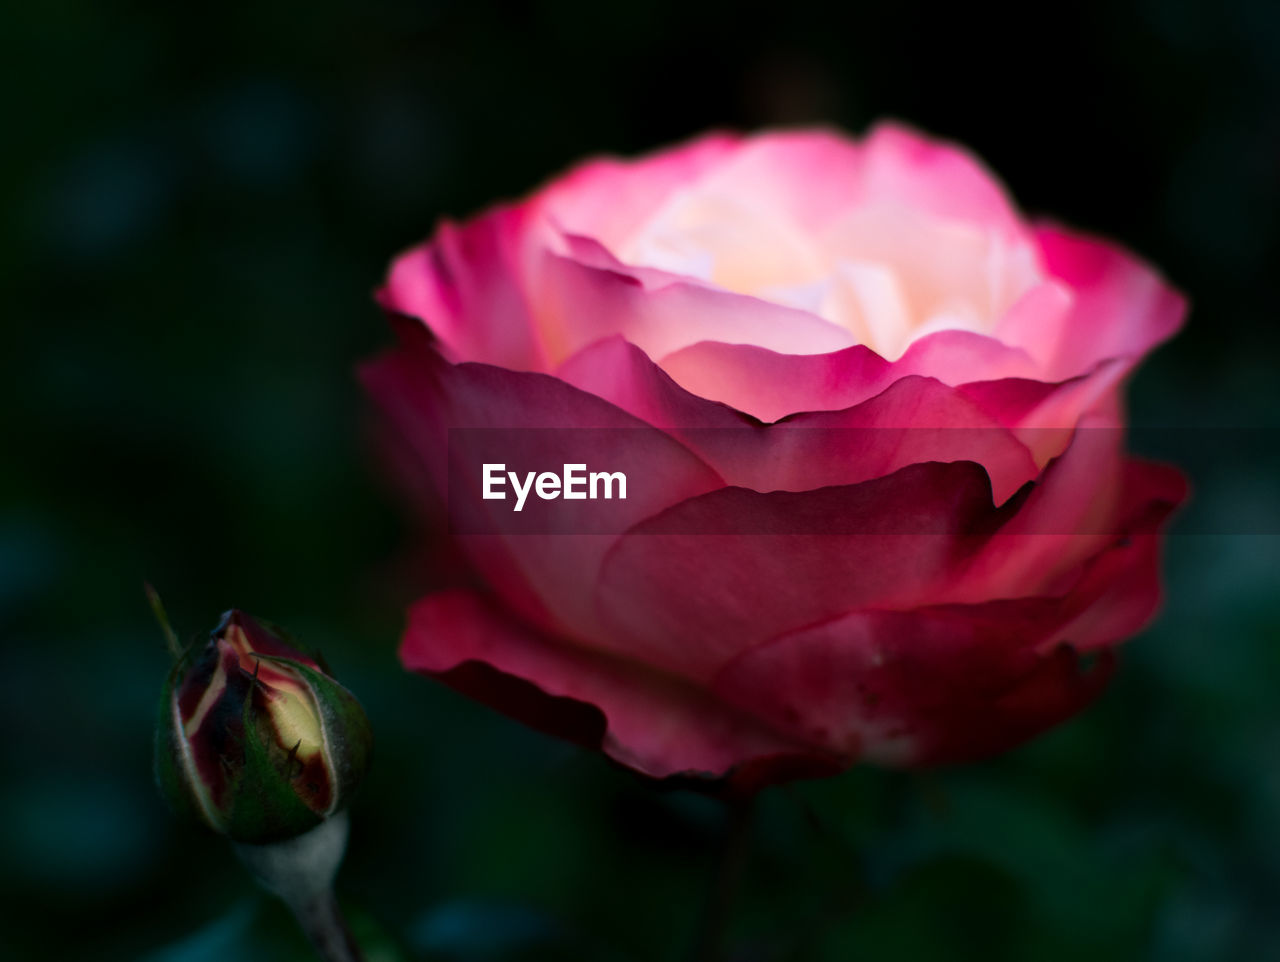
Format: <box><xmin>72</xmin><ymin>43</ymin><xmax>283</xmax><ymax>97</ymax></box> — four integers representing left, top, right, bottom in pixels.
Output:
<box><xmin>156</xmin><ymin>610</ymin><xmax>372</xmax><ymax>843</ymax></box>
<box><xmin>364</xmin><ymin>123</ymin><xmax>1187</xmax><ymax>791</ymax></box>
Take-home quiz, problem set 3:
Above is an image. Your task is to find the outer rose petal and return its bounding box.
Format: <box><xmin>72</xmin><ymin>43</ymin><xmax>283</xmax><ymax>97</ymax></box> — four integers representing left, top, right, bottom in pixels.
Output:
<box><xmin>379</xmin><ymin>207</ymin><xmax>548</xmax><ymax>372</ymax></box>
<box><xmin>956</xmin><ymin>359</ymin><xmax>1130</xmax><ymax>466</ymax></box>
<box><xmin>401</xmin><ymin>590</ymin><xmax>825</xmax><ymax>780</ymax></box>
<box><xmin>400</xmin><ymin>455</ymin><xmax>1179</xmax><ymax>779</ymax></box>
<box><xmin>711</xmin><ymin>605</ymin><xmax>1116</xmax><ymax>769</ymax></box>
<box><xmin>712</xmin><ymin>471</ymin><xmax>1179</xmax><ymax>767</ymax></box>
<box><xmin>360</xmin><ymin>319</ymin><xmax>725</xmax><ymax>641</ymax></box>
<box><xmin>590</xmin><ymin>434</ymin><xmax>1184</xmax><ymax>686</ymax></box>
<box><xmin>955</xmin><ymin>422</ymin><xmax>1183</xmax><ymax>601</ymax></box>
<box><xmin>590</xmin><ymin>461</ymin><xmax>1022</xmax><ymax>682</ymax></box>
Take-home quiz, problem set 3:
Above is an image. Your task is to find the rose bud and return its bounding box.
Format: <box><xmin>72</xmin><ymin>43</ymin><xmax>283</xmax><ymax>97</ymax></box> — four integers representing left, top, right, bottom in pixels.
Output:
<box><xmin>364</xmin><ymin>123</ymin><xmax>1186</xmax><ymax>791</ymax></box>
<box><xmin>155</xmin><ymin>610</ymin><xmax>372</xmax><ymax>844</ymax></box>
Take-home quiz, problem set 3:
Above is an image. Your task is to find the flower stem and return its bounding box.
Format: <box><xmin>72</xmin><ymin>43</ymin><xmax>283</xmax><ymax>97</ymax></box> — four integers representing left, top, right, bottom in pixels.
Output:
<box><xmin>689</xmin><ymin>795</ymin><xmax>756</xmax><ymax>962</ymax></box>
<box><xmin>287</xmin><ymin>887</ymin><xmax>364</xmax><ymax>962</ymax></box>
<box><xmin>234</xmin><ymin>812</ymin><xmax>364</xmax><ymax>962</ymax></box>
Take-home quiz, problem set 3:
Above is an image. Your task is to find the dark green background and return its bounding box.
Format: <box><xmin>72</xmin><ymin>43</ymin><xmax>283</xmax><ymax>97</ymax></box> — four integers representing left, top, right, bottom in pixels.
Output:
<box><xmin>3</xmin><ymin>1</ymin><xmax>1278</xmax><ymax>959</ymax></box>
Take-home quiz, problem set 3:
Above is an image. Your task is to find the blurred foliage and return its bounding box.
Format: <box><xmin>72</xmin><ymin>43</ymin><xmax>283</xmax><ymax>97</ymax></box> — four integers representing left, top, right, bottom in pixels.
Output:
<box><xmin>2</xmin><ymin>0</ymin><xmax>1278</xmax><ymax>960</ymax></box>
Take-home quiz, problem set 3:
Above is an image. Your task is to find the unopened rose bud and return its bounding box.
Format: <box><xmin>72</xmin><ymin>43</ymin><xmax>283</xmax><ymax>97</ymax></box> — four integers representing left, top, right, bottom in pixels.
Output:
<box><xmin>155</xmin><ymin>610</ymin><xmax>372</xmax><ymax>844</ymax></box>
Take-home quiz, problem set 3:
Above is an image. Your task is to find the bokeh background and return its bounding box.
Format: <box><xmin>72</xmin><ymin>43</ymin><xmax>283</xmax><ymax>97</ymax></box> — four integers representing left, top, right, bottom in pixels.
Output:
<box><xmin>3</xmin><ymin>0</ymin><xmax>1279</xmax><ymax>959</ymax></box>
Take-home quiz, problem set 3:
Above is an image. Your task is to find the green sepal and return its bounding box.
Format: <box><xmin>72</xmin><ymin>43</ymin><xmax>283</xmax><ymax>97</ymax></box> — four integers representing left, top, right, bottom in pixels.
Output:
<box><xmin>154</xmin><ymin>661</ymin><xmax>204</xmax><ymax>828</ymax></box>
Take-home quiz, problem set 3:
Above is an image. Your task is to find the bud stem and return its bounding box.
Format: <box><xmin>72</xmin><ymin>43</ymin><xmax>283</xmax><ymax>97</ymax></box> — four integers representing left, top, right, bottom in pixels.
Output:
<box><xmin>233</xmin><ymin>812</ymin><xmax>364</xmax><ymax>962</ymax></box>
<box><xmin>289</xmin><ymin>888</ymin><xmax>364</xmax><ymax>962</ymax></box>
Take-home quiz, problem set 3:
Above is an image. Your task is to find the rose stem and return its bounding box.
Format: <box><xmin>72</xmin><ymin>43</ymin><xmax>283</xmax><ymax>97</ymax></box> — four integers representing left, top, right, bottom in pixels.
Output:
<box><xmin>688</xmin><ymin>795</ymin><xmax>757</xmax><ymax>962</ymax></box>
<box><xmin>234</xmin><ymin>812</ymin><xmax>365</xmax><ymax>962</ymax></box>
<box><xmin>288</xmin><ymin>888</ymin><xmax>365</xmax><ymax>962</ymax></box>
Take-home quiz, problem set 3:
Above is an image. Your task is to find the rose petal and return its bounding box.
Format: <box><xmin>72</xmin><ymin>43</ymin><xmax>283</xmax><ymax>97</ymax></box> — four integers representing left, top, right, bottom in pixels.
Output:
<box><xmin>361</xmin><ymin>322</ymin><xmax>725</xmax><ymax>640</ymax></box>
<box><xmin>559</xmin><ymin>336</ymin><xmax>1039</xmax><ymax>502</ymax></box>
<box><xmin>711</xmin><ymin>603</ymin><xmax>1115</xmax><ymax>769</ymax></box>
<box><xmin>534</xmin><ymin>131</ymin><xmax>744</xmax><ymax>254</ymax></box>
<box><xmin>658</xmin><ymin>328</ymin><xmax>1040</xmax><ymax>423</ymax></box>
<box><xmin>401</xmin><ymin>590</ymin><xmax>816</xmax><ymax>779</ymax></box>
<box><xmin>591</xmin><ymin>460</ymin><xmax>1021</xmax><ymax>681</ymax></box>
<box><xmin>853</xmin><ymin>122</ymin><xmax>1029</xmax><ymax>237</ymax></box>
<box><xmin>685</xmin><ymin>123</ymin><xmax>1029</xmax><ymax>238</ymax></box>
<box><xmin>692</xmin><ymin>128</ymin><xmax>865</xmax><ymax>231</ymax></box>
<box><xmin>711</xmin><ymin>461</ymin><xmax>1181</xmax><ymax>767</ymax></box>
<box><xmin>955</xmin><ymin>419</ymin><xmax>1182</xmax><ymax>601</ymax></box>
<box><xmin>378</xmin><ymin>206</ymin><xmax>550</xmax><ymax>372</ymax></box>
<box><xmin>956</xmin><ymin>358</ymin><xmax>1130</xmax><ymax>465</ymax></box>
<box><xmin>534</xmin><ymin>249</ymin><xmax>857</xmax><ymax>367</ymax></box>
<box><xmin>1000</xmin><ymin>224</ymin><xmax>1187</xmax><ymax>379</ymax></box>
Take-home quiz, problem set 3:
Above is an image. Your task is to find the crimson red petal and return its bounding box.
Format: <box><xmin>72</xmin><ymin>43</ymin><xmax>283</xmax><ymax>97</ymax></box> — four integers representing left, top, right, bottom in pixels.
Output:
<box><xmin>401</xmin><ymin>590</ymin><xmax>818</xmax><ymax>780</ymax></box>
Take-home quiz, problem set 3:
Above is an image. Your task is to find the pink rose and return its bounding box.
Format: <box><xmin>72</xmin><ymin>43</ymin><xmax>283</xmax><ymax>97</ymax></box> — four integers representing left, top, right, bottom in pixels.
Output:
<box><xmin>363</xmin><ymin>123</ymin><xmax>1186</xmax><ymax>789</ymax></box>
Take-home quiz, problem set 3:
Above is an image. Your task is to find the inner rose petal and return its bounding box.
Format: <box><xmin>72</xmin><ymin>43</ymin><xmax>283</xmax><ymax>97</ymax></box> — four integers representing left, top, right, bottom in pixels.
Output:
<box><xmin>605</xmin><ymin>181</ymin><xmax>1042</xmax><ymax>361</ymax></box>
<box><xmin>617</xmin><ymin>188</ymin><xmax>827</xmax><ymax>292</ymax></box>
